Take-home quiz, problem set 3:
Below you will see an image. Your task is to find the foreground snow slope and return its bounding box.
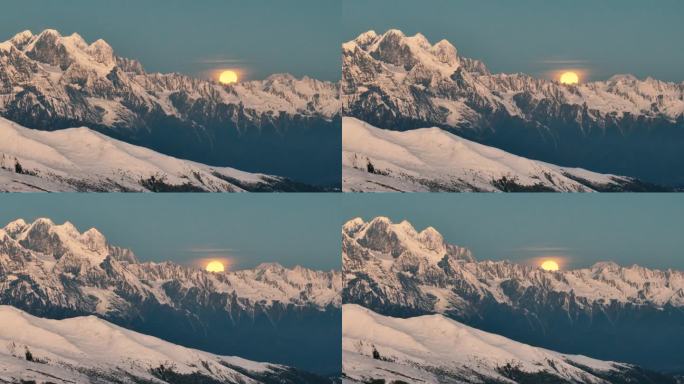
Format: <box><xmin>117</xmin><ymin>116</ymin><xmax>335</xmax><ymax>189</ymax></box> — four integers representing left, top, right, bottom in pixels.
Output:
<box><xmin>0</xmin><ymin>305</ymin><xmax>327</xmax><ymax>384</ymax></box>
<box><xmin>0</xmin><ymin>116</ymin><xmax>302</xmax><ymax>192</ymax></box>
<box><xmin>342</xmin><ymin>304</ymin><xmax>674</xmax><ymax>384</ymax></box>
<box><xmin>343</xmin><ymin>117</ymin><xmax>657</xmax><ymax>192</ymax></box>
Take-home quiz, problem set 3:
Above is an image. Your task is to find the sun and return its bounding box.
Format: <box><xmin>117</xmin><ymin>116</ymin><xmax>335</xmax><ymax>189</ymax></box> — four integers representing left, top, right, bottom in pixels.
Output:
<box><xmin>540</xmin><ymin>260</ymin><xmax>560</xmax><ymax>271</ymax></box>
<box><xmin>559</xmin><ymin>71</ymin><xmax>579</xmax><ymax>85</ymax></box>
<box><xmin>218</xmin><ymin>70</ymin><xmax>238</xmax><ymax>85</ymax></box>
<box><xmin>206</xmin><ymin>260</ymin><xmax>225</xmax><ymax>273</ymax></box>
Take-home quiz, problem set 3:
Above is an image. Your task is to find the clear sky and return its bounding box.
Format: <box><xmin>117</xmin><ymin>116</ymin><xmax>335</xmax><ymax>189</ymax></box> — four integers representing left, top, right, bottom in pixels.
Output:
<box><xmin>343</xmin><ymin>0</ymin><xmax>684</xmax><ymax>82</ymax></box>
<box><xmin>0</xmin><ymin>194</ymin><xmax>342</xmax><ymax>271</ymax></box>
<box><xmin>341</xmin><ymin>194</ymin><xmax>684</xmax><ymax>271</ymax></box>
<box><xmin>0</xmin><ymin>0</ymin><xmax>341</xmax><ymax>81</ymax></box>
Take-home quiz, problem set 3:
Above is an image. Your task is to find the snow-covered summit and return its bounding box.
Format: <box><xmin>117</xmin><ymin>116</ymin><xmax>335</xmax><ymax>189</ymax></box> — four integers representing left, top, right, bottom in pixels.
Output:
<box><xmin>2</xmin><ymin>217</ymin><xmax>136</xmax><ymax>267</ymax></box>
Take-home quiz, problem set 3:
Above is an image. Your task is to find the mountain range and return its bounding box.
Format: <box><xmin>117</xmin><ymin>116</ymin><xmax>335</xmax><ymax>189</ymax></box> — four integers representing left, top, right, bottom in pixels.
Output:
<box><xmin>0</xmin><ymin>29</ymin><xmax>341</xmax><ymax>185</ymax></box>
<box><xmin>342</xmin><ymin>217</ymin><xmax>684</xmax><ymax>373</ymax></box>
<box><xmin>342</xmin><ymin>304</ymin><xmax>677</xmax><ymax>384</ymax></box>
<box><xmin>0</xmin><ymin>218</ymin><xmax>342</xmax><ymax>374</ymax></box>
<box><xmin>343</xmin><ymin>29</ymin><xmax>684</xmax><ymax>186</ymax></box>
<box><xmin>343</xmin><ymin>117</ymin><xmax>665</xmax><ymax>192</ymax></box>
<box><xmin>0</xmin><ymin>305</ymin><xmax>329</xmax><ymax>383</ymax></box>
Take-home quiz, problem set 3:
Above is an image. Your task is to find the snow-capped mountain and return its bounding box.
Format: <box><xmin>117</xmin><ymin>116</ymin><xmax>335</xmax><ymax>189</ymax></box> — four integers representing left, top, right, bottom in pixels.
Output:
<box><xmin>0</xmin><ymin>116</ymin><xmax>317</xmax><ymax>192</ymax></box>
<box><xmin>0</xmin><ymin>218</ymin><xmax>342</xmax><ymax>373</ymax></box>
<box><xmin>0</xmin><ymin>29</ymin><xmax>341</xmax><ymax>184</ymax></box>
<box><xmin>343</xmin><ymin>117</ymin><xmax>664</xmax><ymax>192</ymax></box>
<box><xmin>343</xmin><ymin>217</ymin><xmax>684</xmax><ymax>372</ymax></box>
<box><xmin>342</xmin><ymin>304</ymin><xmax>676</xmax><ymax>384</ymax></box>
<box><xmin>0</xmin><ymin>305</ymin><xmax>329</xmax><ymax>383</ymax></box>
<box><xmin>343</xmin><ymin>29</ymin><xmax>684</xmax><ymax>185</ymax></box>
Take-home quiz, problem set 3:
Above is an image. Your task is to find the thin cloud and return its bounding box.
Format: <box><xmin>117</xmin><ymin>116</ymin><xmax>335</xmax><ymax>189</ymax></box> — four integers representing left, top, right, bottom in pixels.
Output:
<box><xmin>538</xmin><ymin>59</ymin><xmax>589</xmax><ymax>65</ymax></box>
<box><xmin>188</xmin><ymin>247</ymin><xmax>235</xmax><ymax>253</ymax></box>
<box><xmin>194</xmin><ymin>57</ymin><xmax>249</xmax><ymax>65</ymax></box>
<box><xmin>518</xmin><ymin>246</ymin><xmax>571</xmax><ymax>253</ymax></box>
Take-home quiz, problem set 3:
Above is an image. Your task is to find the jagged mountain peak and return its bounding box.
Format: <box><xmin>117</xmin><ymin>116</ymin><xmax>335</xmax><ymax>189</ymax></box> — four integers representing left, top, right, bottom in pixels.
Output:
<box><xmin>344</xmin><ymin>217</ymin><xmax>471</xmax><ymax>264</ymax></box>
<box><xmin>3</xmin><ymin>217</ymin><xmax>123</xmax><ymax>266</ymax></box>
<box><xmin>2</xmin><ymin>218</ymin><xmax>28</xmax><ymax>236</ymax></box>
<box><xmin>342</xmin><ymin>217</ymin><xmax>366</xmax><ymax>234</ymax></box>
<box><xmin>607</xmin><ymin>73</ymin><xmax>639</xmax><ymax>83</ymax></box>
<box><xmin>354</xmin><ymin>30</ymin><xmax>378</xmax><ymax>47</ymax></box>
<box><xmin>8</xmin><ymin>30</ymin><xmax>34</xmax><ymax>48</ymax></box>
<box><xmin>361</xmin><ymin>29</ymin><xmax>460</xmax><ymax>74</ymax></box>
<box><xmin>254</xmin><ymin>261</ymin><xmax>287</xmax><ymax>273</ymax></box>
<box><xmin>14</xmin><ymin>28</ymin><xmax>116</xmax><ymax>72</ymax></box>
<box><xmin>591</xmin><ymin>260</ymin><xmax>622</xmax><ymax>272</ymax></box>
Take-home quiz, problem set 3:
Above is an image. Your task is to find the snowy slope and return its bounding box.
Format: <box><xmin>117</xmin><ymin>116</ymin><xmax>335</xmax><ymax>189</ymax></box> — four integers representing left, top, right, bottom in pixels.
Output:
<box><xmin>0</xmin><ymin>305</ymin><xmax>328</xmax><ymax>384</ymax></box>
<box><xmin>342</xmin><ymin>304</ymin><xmax>674</xmax><ymax>384</ymax></box>
<box><xmin>342</xmin><ymin>117</ymin><xmax>655</xmax><ymax>192</ymax></box>
<box><xmin>0</xmin><ymin>116</ymin><xmax>305</xmax><ymax>192</ymax></box>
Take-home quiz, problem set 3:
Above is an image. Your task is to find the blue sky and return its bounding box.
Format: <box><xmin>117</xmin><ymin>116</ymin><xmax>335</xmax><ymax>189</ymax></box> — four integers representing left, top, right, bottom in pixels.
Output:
<box><xmin>342</xmin><ymin>194</ymin><xmax>684</xmax><ymax>270</ymax></box>
<box><xmin>0</xmin><ymin>0</ymin><xmax>341</xmax><ymax>81</ymax></box>
<box><xmin>343</xmin><ymin>0</ymin><xmax>684</xmax><ymax>82</ymax></box>
<box><xmin>0</xmin><ymin>194</ymin><xmax>342</xmax><ymax>271</ymax></box>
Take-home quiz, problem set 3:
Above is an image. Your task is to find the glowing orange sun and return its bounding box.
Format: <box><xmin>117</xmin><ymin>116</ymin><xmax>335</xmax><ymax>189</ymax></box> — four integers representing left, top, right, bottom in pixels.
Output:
<box><xmin>540</xmin><ymin>260</ymin><xmax>560</xmax><ymax>271</ymax></box>
<box><xmin>218</xmin><ymin>70</ymin><xmax>238</xmax><ymax>84</ymax></box>
<box><xmin>206</xmin><ymin>260</ymin><xmax>226</xmax><ymax>273</ymax></box>
<box><xmin>559</xmin><ymin>71</ymin><xmax>579</xmax><ymax>85</ymax></box>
